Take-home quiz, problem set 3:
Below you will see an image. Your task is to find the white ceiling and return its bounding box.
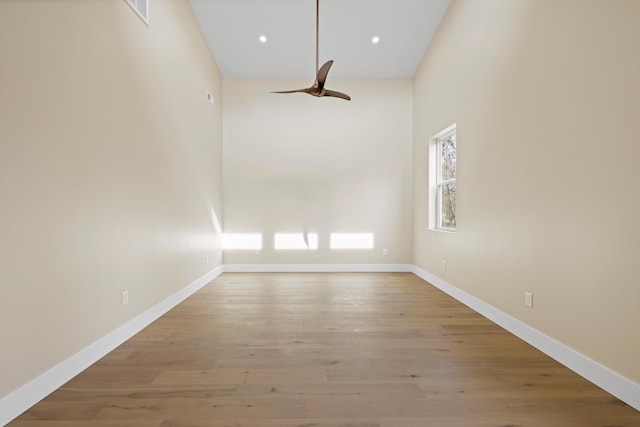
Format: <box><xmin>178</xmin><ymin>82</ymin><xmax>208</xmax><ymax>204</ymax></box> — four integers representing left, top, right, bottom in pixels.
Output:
<box><xmin>189</xmin><ymin>0</ymin><xmax>451</xmax><ymax>79</ymax></box>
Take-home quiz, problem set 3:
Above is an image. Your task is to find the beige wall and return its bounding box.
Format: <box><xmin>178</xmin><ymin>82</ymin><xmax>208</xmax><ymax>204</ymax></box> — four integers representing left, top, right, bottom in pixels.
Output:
<box><xmin>3</xmin><ymin>0</ymin><xmax>637</xmax><ymax>405</ymax></box>
<box><xmin>0</xmin><ymin>0</ymin><xmax>223</xmax><ymax>397</ymax></box>
<box><xmin>223</xmin><ymin>79</ymin><xmax>413</xmax><ymax>265</ymax></box>
<box><xmin>413</xmin><ymin>0</ymin><xmax>640</xmax><ymax>381</ymax></box>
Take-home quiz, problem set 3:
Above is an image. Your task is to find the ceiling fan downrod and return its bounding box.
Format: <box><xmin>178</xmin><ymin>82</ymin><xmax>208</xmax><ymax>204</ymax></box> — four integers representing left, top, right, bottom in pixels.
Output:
<box><xmin>271</xmin><ymin>0</ymin><xmax>351</xmax><ymax>101</ymax></box>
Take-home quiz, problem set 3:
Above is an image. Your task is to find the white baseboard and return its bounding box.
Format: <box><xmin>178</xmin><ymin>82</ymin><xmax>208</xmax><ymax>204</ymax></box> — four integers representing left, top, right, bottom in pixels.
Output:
<box><xmin>3</xmin><ymin>264</ymin><xmax>638</xmax><ymax>425</ymax></box>
<box><xmin>0</xmin><ymin>265</ymin><xmax>224</xmax><ymax>426</ymax></box>
<box><xmin>411</xmin><ymin>265</ymin><xmax>640</xmax><ymax>412</ymax></box>
<box><xmin>223</xmin><ymin>263</ymin><xmax>414</xmax><ymax>273</ymax></box>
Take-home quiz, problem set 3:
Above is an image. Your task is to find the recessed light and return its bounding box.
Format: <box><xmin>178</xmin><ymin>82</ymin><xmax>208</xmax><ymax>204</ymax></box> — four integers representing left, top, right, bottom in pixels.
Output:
<box><xmin>371</xmin><ymin>36</ymin><xmax>380</xmax><ymax>44</ymax></box>
<box><xmin>259</xmin><ymin>35</ymin><xmax>267</xmax><ymax>43</ymax></box>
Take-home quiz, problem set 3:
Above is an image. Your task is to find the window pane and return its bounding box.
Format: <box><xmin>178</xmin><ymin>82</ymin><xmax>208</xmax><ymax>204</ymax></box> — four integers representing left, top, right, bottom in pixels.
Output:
<box><xmin>440</xmin><ymin>133</ymin><xmax>456</xmax><ymax>181</ymax></box>
<box><xmin>439</xmin><ymin>183</ymin><xmax>456</xmax><ymax>229</ymax></box>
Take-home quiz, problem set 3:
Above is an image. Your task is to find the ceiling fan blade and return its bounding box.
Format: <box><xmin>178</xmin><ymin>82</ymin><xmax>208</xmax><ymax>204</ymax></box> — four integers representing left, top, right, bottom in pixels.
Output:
<box><xmin>316</xmin><ymin>60</ymin><xmax>334</xmax><ymax>91</ymax></box>
<box><xmin>271</xmin><ymin>88</ymin><xmax>313</xmax><ymax>94</ymax></box>
<box><xmin>323</xmin><ymin>89</ymin><xmax>351</xmax><ymax>101</ymax></box>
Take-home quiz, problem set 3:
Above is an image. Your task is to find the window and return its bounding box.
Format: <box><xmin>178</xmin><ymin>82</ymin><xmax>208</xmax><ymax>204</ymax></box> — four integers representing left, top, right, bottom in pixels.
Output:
<box><xmin>125</xmin><ymin>0</ymin><xmax>149</xmax><ymax>25</ymax></box>
<box><xmin>429</xmin><ymin>124</ymin><xmax>456</xmax><ymax>231</ymax></box>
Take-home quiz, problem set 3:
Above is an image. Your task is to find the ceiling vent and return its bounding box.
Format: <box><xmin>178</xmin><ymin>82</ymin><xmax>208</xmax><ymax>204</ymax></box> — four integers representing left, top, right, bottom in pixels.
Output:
<box><xmin>125</xmin><ymin>0</ymin><xmax>149</xmax><ymax>25</ymax></box>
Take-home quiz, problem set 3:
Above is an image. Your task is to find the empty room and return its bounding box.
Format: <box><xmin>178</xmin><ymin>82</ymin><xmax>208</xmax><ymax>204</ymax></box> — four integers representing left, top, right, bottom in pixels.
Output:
<box><xmin>1</xmin><ymin>0</ymin><xmax>639</xmax><ymax>425</ymax></box>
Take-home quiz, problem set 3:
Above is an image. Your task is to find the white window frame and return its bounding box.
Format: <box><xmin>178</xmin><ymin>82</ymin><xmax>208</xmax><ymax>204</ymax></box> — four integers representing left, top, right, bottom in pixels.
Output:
<box><xmin>125</xmin><ymin>0</ymin><xmax>149</xmax><ymax>25</ymax></box>
<box><xmin>429</xmin><ymin>123</ymin><xmax>457</xmax><ymax>232</ymax></box>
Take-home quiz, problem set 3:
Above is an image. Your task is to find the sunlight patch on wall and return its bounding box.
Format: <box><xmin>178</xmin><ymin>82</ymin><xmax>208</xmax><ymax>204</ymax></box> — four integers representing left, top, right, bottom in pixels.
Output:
<box><xmin>274</xmin><ymin>233</ymin><xmax>318</xmax><ymax>250</ymax></box>
<box><xmin>210</xmin><ymin>208</ymin><xmax>223</xmax><ymax>237</ymax></box>
<box><xmin>330</xmin><ymin>233</ymin><xmax>374</xmax><ymax>250</ymax></box>
<box><xmin>222</xmin><ymin>233</ymin><xmax>263</xmax><ymax>250</ymax></box>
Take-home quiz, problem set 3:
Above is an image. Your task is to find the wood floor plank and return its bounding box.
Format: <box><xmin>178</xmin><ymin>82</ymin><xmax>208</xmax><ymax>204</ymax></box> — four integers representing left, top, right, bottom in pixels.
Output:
<box><xmin>380</xmin><ymin>416</ymin><xmax>640</xmax><ymax>427</ymax></box>
<box><xmin>9</xmin><ymin>422</ymin><xmax>162</xmax><ymax>427</ymax></box>
<box><xmin>159</xmin><ymin>419</ymin><xmax>380</xmax><ymax>427</ymax></box>
<box><xmin>8</xmin><ymin>272</ymin><xmax>640</xmax><ymax>426</ymax></box>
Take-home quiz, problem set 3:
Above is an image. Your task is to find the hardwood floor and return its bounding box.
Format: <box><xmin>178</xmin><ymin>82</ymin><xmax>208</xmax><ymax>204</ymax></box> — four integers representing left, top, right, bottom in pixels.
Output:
<box><xmin>9</xmin><ymin>273</ymin><xmax>640</xmax><ymax>426</ymax></box>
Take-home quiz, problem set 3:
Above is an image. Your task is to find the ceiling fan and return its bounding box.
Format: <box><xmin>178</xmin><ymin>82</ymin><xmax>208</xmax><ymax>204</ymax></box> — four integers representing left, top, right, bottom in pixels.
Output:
<box><xmin>272</xmin><ymin>0</ymin><xmax>351</xmax><ymax>101</ymax></box>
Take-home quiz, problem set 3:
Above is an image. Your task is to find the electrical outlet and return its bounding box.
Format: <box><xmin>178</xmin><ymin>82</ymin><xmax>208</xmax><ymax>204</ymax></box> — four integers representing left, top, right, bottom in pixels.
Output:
<box><xmin>121</xmin><ymin>290</ymin><xmax>129</xmax><ymax>305</ymax></box>
<box><xmin>382</xmin><ymin>248</ymin><xmax>389</xmax><ymax>256</ymax></box>
<box><xmin>524</xmin><ymin>292</ymin><xmax>533</xmax><ymax>308</ymax></box>
<box><xmin>255</xmin><ymin>250</ymin><xmax>261</xmax><ymax>256</ymax></box>
<box><xmin>442</xmin><ymin>260</ymin><xmax>447</xmax><ymax>271</ymax></box>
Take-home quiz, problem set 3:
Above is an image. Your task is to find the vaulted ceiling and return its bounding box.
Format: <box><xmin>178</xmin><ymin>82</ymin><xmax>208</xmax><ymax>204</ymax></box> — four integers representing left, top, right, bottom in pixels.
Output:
<box><xmin>189</xmin><ymin>0</ymin><xmax>451</xmax><ymax>79</ymax></box>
